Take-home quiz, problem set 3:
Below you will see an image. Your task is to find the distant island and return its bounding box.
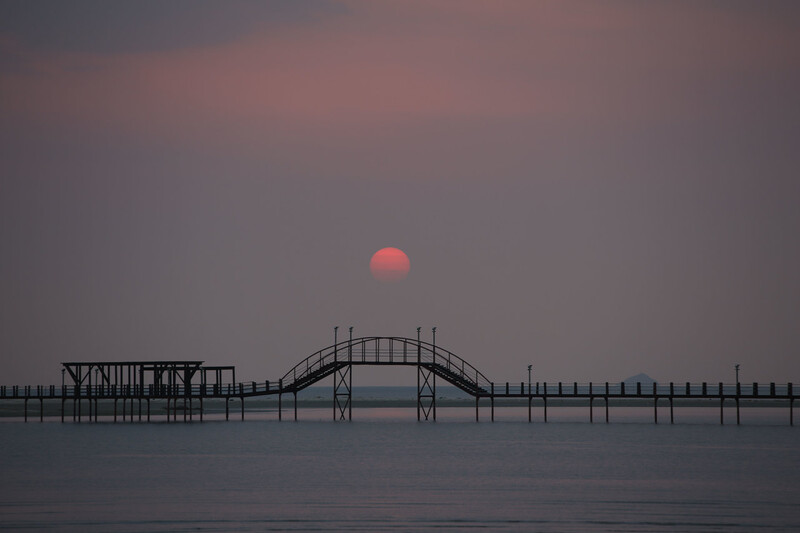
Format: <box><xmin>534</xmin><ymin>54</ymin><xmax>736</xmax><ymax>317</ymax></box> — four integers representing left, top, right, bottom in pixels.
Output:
<box><xmin>624</xmin><ymin>373</ymin><xmax>656</xmax><ymax>385</ymax></box>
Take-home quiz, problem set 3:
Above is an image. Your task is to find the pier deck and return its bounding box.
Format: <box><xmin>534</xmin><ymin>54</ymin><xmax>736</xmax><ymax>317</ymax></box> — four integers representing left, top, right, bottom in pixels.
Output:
<box><xmin>1</xmin><ymin>337</ymin><xmax>796</xmax><ymax>424</ymax></box>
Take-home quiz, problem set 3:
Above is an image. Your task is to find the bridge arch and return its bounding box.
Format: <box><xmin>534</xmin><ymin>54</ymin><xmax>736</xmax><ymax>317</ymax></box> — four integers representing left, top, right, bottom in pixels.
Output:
<box><xmin>278</xmin><ymin>336</ymin><xmax>491</xmax><ymax>420</ymax></box>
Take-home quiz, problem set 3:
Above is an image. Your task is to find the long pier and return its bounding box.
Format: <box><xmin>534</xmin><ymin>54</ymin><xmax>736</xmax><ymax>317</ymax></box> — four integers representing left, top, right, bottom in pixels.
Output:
<box><xmin>1</xmin><ymin>336</ymin><xmax>796</xmax><ymax>425</ymax></box>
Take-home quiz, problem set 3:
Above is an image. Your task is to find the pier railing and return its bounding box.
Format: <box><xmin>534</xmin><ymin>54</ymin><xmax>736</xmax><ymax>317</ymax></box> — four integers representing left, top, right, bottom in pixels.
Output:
<box><xmin>480</xmin><ymin>382</ymin><xmax>794</xmax><ymax>398</ymax></box>
<box><xmin>0</xmin><ymin>382</ymin><xmax>288</xmax><ymax>399</ymax></box>
<box><xmin>0</xmin><ymin>381</ymin><xmax>794</xmax><ymax>400</ymax></box>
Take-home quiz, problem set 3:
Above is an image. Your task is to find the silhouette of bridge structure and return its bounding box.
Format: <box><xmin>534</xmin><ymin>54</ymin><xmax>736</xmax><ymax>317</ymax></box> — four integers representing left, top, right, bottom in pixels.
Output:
<box><xmin>1</xmin><ymin>336</ymin><xmax>796</xmax><ymax>425</ymax></box>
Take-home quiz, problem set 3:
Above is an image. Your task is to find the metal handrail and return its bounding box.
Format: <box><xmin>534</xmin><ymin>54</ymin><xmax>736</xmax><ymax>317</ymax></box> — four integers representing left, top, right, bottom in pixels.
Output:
<box><xmin>0</xmin><ymin>378</ymin><xmax>795</xmax><ymax>400</ymax></box>
<box><xmin>278</xmin><ymin>336</ymin><xmax>492</xmax><ymax>392</ymax></box>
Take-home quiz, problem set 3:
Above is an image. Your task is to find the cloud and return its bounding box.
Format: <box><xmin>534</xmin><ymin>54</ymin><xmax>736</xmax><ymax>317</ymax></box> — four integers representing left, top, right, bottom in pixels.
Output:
<box><xmin>0</xmin><ymin>0</ymin><xmax>346</xmax><ymax>54</ymax></box>
<box><xmin>1</xmin><ymin>0</ymin><xmax>798</xmax><ymax>163</ymax></box>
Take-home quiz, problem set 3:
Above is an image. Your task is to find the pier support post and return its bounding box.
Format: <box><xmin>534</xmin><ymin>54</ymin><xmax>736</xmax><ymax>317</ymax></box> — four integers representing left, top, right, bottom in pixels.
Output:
<box><xmin>24</xmin><ymin>399</ymin><xmax>28</xmax><ymax>422</ymax></box>
<box><xmin>334</xmin><ymin>364</ymin><xmax>352</xmax><ymax>421</ymax></box>
<box><xmin>654</xmin><ymin>397</ymin><xmax>658</xmax><ymax>424</ymax></box>
<box><xmin>490</xmin><ymin>383</ymin><xmax>495</xmax><ymax>422</ymax></box>
<box><xmin>670</xmin><ymin>398</ymin><xmax>674</xmax><ymax>424</ymax></box>
<box><xmin>147</xmin><ymin>399</ymin><xmax>151</xmax><ymax>422</ymax></box>
<box><xmin>417</xmin><ymin>364</ymin><xmax>436</xmax><ymax>421</ymax></box>
<box><xmin>736</xmin><ymin>398</ymin><xmax>740</xmax><ymax>426</ymax></box>
<box><xmin>605</xmin><ymin>397</ymin><xmax>609</xmax><ymax>423</ymax></box>
<box><xmin>278</xmin><ymin>379</ymin><xmax>282</xmax><ymax>421</ymax></box>
<box><xmin>528</xmin><ymin>395</ymin><xmax>532</xmax><ymax>423</ymax></box>
<box><xmin>720</xmin><ymin>398</ymin><xmax>724</xmax><ymax>425</ymax></box>
<box><xmin>241</xmin><ymin>397</ymin><xmax>245</xmax><ymax>421</ymax></box>
<box><xmin>294</xmin><ymin>392</ymin><xmax>298</xmax><ymax>421</ymax></box>
<box><xmin>543</xmin><ymin>396</ymin><xmax>548</xmax><ymax>423</ymax></box>
<box><xmin>225</xmin><ymin>398</ymin><xmax>229</xmax><ymax>421</ymax></box>
<box><xmin>61</xmin><ymin>399</ymin><xmax>65</xmax><ymax>423</ymax></box>
<box><xmin>40</xmin><ymin>399</ymin><xmax>44</xmax><ymax>422</ymax></box>
<box><xmin>417</xmin><ymin>335</ymin><xmax>421</xmax><ymax>421</ymax></box>
<box><xmin>589</xmin><ymin>397</ymin><xmax>593</xmax><ymax>423</ymax></box>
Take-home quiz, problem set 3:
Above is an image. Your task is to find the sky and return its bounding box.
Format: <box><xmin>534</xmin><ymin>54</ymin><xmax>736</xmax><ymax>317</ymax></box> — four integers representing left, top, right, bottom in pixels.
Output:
<box><xmin>1</xmin><ymin>0</ymin><xmax>799</xmax><ymax>387</ymax></box>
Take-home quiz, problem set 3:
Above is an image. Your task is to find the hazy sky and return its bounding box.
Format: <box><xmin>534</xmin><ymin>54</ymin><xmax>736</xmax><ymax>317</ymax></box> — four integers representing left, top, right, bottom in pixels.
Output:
<box><xmin>2</xmin><ymin>1</ymin><xmax>799</xmax><ymax>386</ymax></box>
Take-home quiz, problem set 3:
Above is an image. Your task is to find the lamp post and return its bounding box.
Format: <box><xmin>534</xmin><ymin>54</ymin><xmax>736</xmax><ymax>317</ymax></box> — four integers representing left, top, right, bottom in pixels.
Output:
<box><xmin>61</xmin><ymin>368</ymin><xmax>65</xmax><ymax>392</ymax></box>
<box><xmin>735</xmin><ymin>364</ymin><xmax>740</xmax><ymax>385</ymax></box>
<box><xmin>528</xmin><ymin>365</ymin><xmax>532</xmax><ymax>393</ymax></box>
<box><xmin>432</xmin><ymin>327</ymin><xmax>437</xmax><ymax>347</ymax></box>
<box><xmin>334</xmin><ymin>326</ymin><xmax>339</xmax><ymax>362</ymax></box>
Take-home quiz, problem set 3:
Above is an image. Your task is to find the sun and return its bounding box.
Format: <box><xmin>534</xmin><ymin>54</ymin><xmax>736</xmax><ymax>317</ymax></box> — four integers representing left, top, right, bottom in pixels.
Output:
<box><xmin>370</xmin><ymin>247</ymin><xmax>410</xmax><ymax>282</ymax></box>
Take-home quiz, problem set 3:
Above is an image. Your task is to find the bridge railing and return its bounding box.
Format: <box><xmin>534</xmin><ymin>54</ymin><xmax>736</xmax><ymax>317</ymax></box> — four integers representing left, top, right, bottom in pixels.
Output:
<box><xmin>428</xmin><ymin>347</ymin><xmax>492</xmax><ymax>392</ymax></box>
<box><xmin>279</xmin><ymin>336</ymin><xmax>493</xmax><ymax>392</ymax></box>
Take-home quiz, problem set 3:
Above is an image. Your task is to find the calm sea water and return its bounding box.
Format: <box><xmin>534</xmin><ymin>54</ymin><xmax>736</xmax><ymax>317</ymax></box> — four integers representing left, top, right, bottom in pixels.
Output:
<box><xmin>1</xmin><ymin>404</ymin><xmax>798</xmax><ymax>532</ymax></box>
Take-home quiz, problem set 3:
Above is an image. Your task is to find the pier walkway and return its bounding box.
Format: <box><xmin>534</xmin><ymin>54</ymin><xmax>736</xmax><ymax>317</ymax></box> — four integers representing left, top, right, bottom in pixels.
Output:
<box><xmin>1</xmin><ymin>336</ymin><xmax>796</xmax><ymax>425</ymax></box>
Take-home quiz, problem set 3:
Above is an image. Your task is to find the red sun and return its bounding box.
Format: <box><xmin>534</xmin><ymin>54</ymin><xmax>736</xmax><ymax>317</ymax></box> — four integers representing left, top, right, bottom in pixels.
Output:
<box><xmin>370</xmin><ymin>247</ymin><xmax>410</xmax><ymax>282</ymax></box>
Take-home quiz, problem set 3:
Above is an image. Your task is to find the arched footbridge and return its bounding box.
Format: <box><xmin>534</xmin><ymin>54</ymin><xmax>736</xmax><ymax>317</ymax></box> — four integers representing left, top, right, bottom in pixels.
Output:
<box><xmin>276</xmin><ymin>336</ymin><xmax>490</xmax><ymax>421</ymax></box>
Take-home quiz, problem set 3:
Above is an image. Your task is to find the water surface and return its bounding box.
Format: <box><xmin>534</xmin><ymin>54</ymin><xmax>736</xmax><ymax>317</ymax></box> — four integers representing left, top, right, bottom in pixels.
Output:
<box><xmin>1</xmin><ymin>410</ymin><xmax>797</xmax><ymax>531</ymax></box>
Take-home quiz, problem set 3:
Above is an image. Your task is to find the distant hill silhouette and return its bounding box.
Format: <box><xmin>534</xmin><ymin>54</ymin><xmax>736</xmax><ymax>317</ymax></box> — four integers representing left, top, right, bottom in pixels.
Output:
<box><xmin>623</xmin><ymin>373</ymin><xmax>656</xmax><ymax>385</ymax></box>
